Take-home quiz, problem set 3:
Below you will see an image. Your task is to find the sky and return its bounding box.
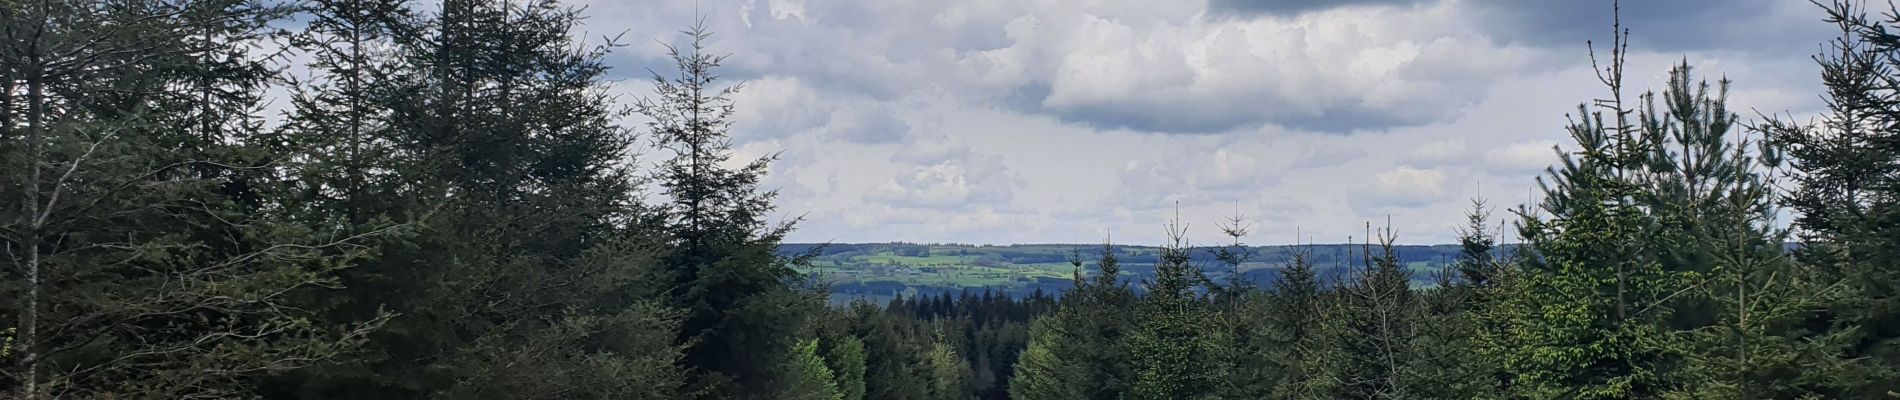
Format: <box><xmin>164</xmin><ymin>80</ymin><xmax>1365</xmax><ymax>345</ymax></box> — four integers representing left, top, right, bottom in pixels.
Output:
<box><xmin>576</xmin><ymin>0</ymin><xmax>1838</xmax><ymax>245</ymax></box>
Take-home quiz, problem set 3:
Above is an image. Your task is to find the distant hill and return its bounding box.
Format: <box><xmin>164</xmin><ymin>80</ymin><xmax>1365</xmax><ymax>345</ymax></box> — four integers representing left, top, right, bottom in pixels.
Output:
<box><xmin>779</xmin><ymin>242</ymin><xmax>1493</xmax><ymax>304</ymax></box>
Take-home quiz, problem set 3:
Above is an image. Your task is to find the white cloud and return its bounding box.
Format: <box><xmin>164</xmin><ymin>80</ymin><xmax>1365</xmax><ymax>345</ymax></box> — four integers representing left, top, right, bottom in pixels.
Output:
<box><xmin>573</xmin><ymin>0</ymin><xmax>1835</xmax><ymax>245</ymax></box>
<box><xmin>1483</xmin><ymin>140</ymin><xmax>1560</xmax><ymax>173</ymax></box>
<box><xmin>1354</xmin><ymin>166</ymin><xmax>1450</xmax><ymax>208</ymax></box>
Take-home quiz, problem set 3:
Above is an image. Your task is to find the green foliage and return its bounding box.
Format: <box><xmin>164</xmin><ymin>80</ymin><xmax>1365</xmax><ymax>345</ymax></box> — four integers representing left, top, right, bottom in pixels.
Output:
<box><xmin>1484</xmin><ymin>27</ymin><xmax>1698</xmax><ymax>398</ymax></box>
<box><xmin>1335</xmin><ymin>230</ymin><xmax>1418</xmax><ymax>399</ymax></box>
<box><xmin>0</xmin><ymin>0</ymin><xmax>393</xmax><ymax>397</ymax></box>
<box><xmin>1012</xmin><ymin>243</ymin><xmax>1137</xmax><ymax>400</ymax></box>
<box><xmin>782</xmin><ymin>339</ymin><xmax>845</xmax><ymax>400</ymax></box>
<box><xmin>636</xmin><ymin>20</ymin><xmax>820</xmax><ymax>398</ymax></box>
<box><xmin>1128</xmin><ymin>221</ymin><xmax>1220</xmax><ymax>400</ymax></box>
<box><xmin>1754</xmin><ymin>1</ymin><xmax>1900</xmax><ymax>395</ymax></box>
<box><xmin>825</xmin><ymin>335</ymin><xmax>869</xmax><ymax>400</ymax></box>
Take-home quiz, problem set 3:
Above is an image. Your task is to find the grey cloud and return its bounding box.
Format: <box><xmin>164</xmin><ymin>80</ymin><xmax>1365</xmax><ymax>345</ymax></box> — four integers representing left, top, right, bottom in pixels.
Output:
<box><xmin>1207</xmin><ymin>0</ymin><xmax>1425</xmax><ymax>17</ymax></box>
<box><xmin>1043</xmin><ymin>100</ymin><xmax>1426</xmax><ymax>134</ymax></box>
<box><xmin>1472</xmin><ymin>0</ymin><xmax>1831</xmax><ymax>54</ymax></box>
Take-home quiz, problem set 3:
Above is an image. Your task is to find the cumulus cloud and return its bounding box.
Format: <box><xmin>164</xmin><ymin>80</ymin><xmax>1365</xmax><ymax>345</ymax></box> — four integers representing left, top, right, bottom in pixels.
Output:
<box><xmin>1206</xmin><ymin>0</ymin><xmax>1425</xmax><ymax>17</ymax></box>
<box><xmin>1409</xmin><ymin>138</ymin><xmax>1468</xmax><ymax>165</ymax></box>
<box><xmin>1354</xmin><ymin>166</ymin><xmax>1450</xmax><ymax>209</ymax></box>
<box><xmin>867</xmin><ymin>148</ymin><xmax>1018</xmax><ymax>210</ymax></box>
<box><xmin>1483</xmin><ymin>140</ymin><xmax>1561</xmax><ymax>173</ymax></box>
<box><xmin>582</xmin><ymin>0</ymin><xmax>1835</xmax><ymax>244</ymax></box>
<box><xmin>730</xmin><ymin>77</ymin><xmax>911</xmax><ymax>143</ymax></box>
<box><xmin>1034</xmin><ymin>3</ymin><xmax>1544</xmax><ymax>133</ymax></box>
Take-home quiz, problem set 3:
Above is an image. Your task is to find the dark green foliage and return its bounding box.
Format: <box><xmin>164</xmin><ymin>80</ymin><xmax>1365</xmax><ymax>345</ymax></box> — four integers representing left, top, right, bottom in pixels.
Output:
<box><xmin>1484</xmin><ymin>26</ymin><xmax>1690</xmax><ymax>398</ymax></box>
<box><xmin>635</xmin><ymin>21</ymin><xmax>821</xmax><ymax>398</ymax></box>
<box><xmin>1268</xmin><ymin>247</ymin><xmax>1342</xmax><ymax>399</ymax></box>
<box><xmin>1128</xmin><ymin>221</ymin><xmax>1220</xmax><ymax>400</ymax></box>
<box><xmin>825</xmin><ymin>335</ymin><xmax>869</xmax><ymax>400</ymax></box>
<box><xmin>1335</xmin><ymin>229</ymin><xmax>1417</xmax><ymax>399</ymax></box>
<box><xmin>0</xmin><ymin>0</ymin><xmax>393</xmax><ymax>398</ymax></box>
<box><xmin>1754</xmin><ymin>1</ymin><xmax>1900</xmax><ymax>395</ymax></box>
<box><xmin>1012</xmin><ymin>244</ymin><xmax>1137</xmax><ymax>400</ymax></box>
<box><xmin>260</xmin><ymin>0</ymin><xmax>691</xmax><ymax>398</ymax></box>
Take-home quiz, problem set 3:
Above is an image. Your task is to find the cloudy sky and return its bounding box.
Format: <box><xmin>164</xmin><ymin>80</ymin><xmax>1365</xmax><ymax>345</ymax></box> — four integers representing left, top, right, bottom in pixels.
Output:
<box><xmin>579</xmin><ymin>0</ymin><xmax>1836</xmax><ymax>245</ymax></box>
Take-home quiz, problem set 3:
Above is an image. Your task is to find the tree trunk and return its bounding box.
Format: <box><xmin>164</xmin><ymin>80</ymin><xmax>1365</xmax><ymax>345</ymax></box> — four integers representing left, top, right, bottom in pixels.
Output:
<box><xmin>20</xmin><ymin>57</ymin><xmax>45</xmax><ymax>400</ymax></box>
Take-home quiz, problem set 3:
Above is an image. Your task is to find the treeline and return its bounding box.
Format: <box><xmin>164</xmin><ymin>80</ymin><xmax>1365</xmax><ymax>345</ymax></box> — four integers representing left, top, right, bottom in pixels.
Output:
<box><xmin>4</xmin><ymin>0</ymin><xmax>1900</xmax><ymax>400</ymax></box>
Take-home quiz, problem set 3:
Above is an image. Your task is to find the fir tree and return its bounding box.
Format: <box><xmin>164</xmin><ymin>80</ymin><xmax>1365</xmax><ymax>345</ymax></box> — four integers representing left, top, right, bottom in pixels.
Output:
<box><xmin>0</xmin><ymin>0</ymin><xmax>391</xmax><ymax>397</ymax></box>
<box><xmin>1335</xmin><ymin>225</ymin><xmax>1416</xmax><ymax>400</ymax></box>
<box><xmin>636</xmin><ymin>20</ymin><xmax>818</xmax><ymax>398</ymax></box>
<box><xmin>1128</xmin><ymin>219</ymin><xmax>1219</xmax><ymax>400</ymax></box>
<box><xmin>1754</xmin><ymin>1</ymin><xmax>1900</xmax><ymax>395</ymax></box>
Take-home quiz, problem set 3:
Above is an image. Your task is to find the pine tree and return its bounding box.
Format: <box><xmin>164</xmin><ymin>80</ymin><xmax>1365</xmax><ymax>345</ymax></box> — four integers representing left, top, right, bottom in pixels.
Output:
<box><xmin>1652</xmin><ymin>63</ymin><xmax>1848</xmax><ymax>398</ymax></box>
<box><xmin>1485</xmin><ymin>12</ymin><xmax>1693</xmax><ymax>397</ymax></box>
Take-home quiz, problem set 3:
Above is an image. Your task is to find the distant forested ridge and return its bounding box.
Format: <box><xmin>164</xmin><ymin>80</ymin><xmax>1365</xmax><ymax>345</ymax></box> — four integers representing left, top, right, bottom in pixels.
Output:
<box><xmin>782</xmin><ymin>242</ymin><xmax>1476</xmax><ymax>301</ymax></box>
<box><xmin>6</xmin><ymin>0</ymin><xmax>1900</xmax><ymax>399</ymax></box>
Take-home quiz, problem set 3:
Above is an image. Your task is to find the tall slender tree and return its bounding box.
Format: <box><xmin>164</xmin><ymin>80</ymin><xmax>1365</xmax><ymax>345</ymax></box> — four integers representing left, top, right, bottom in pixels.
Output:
<box><xmin>637</xmin><ymin>20</ymin><xmax>820</xmax><ymax>398</ymax></box>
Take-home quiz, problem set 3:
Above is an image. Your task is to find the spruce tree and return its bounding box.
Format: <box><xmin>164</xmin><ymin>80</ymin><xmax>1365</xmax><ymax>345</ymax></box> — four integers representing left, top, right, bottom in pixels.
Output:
<box><xmin>1335</xmin><ymin>226</ymin><xmax>1417</xmax><ymax>399</ymax></box>
<box><xmin>1206</xmin><ymin>214</ymin><xmax>1279</xmax><ymax>399</ymax></box>
<box><xmin>265</xmin><ymin>0</ymin><xmax>690</xmax><ymax>397</ymax></box>
<box><xmin>0</xmin><ymin>0</ymin><xmax>391</xmax><ymax>397</ymax></box>
<box><xmin>636</xmin><ymin>20</ymin><xmax>818</xmax><ymax>398</ymax></box>
<box><xmin>1011</xmin><ymin>243</ymin><xmax>1135</xmax><ymax>400</ymax></box>
<box><xmin>1754</xmin><ymin>1</ymin><xmax>1900</xmax><ymax>394</ymax></box>
<box><xmin>1270</xmin><ymin>243</ymin><xmax>1342</xmax><ymax>399</ymax></box>
<box><xmin>1128</xmin><ymin>220</ymin><xmax>1219</xmax><ymax>400</ymax></box>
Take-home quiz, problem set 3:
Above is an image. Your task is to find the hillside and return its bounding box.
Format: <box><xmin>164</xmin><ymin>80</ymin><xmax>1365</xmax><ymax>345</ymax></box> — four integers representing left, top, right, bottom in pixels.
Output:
<box><xmin>781</xmin><ymin>242</ymin><xmax>1481</xmax><ymax>302</ymax></box>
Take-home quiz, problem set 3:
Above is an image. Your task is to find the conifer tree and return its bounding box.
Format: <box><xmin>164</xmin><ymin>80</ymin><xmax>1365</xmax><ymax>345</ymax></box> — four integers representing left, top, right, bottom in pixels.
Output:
<box><xmin>1335</xmin><ymin>226</ymin><xmax>1416</xmax><ymax>399</ymax></box>
<box><xmin>0</xmin><ymin>0</ymin><xmax>391</xmax><ymax>397</ymax></box>
<box><xmin>1011</xmin><ymin>243</ymin><xmax>1135</xmax><ymax>400</ymax></box>
<box><xmin>1208</xmin><ymin>219</ymin><xmax>1279</xmax><ymax>399</ymax></box>
<box><xmin>825</xmin><ymin>335</ymin><xmax>869</xmax><ymax>400</ymax></box>
<box><xmin>266</xmin><ymin>0</ymin><xmax>691</xmax><ymax>397</ymax></box>
<box><xmin>636</xmin><ymin>19</ymin><xmax>820</xmax><ymax>397</ymax></box>
<box><xmin>1486</xmin><ymin>12</ymin><xmax>1692</xmax><ymax>397</ymax></box>
<box><xmin>782</xmin><ymin>338</ymin><xmax>846</xmax><ymax>400</ymax></box>
<box><xmin>1754</xmin><ymin>1</ymin><xmax>1900</xmax><ymax>394</ymax></box>
<box><xmin>1270</xmin><ymin>242</ymin><xmax>1341</xmax><ymax>399</ymax></box>
<box><xmin>1582</xmin><ymin>60</ymin><xmax>1842</xmax><ymax>398</ymax></box>
<box><xmin>1129</xmin><ymin>219</ymin><xmax>1219</xmax><ymax>400</ymax></box>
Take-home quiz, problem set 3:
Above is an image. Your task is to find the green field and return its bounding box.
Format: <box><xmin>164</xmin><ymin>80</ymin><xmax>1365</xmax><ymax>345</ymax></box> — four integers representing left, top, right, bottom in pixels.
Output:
<box><xmin>783</xmin><ymin>242</ymin><xmax>1475</xmax><ymax>298</ymax></box>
